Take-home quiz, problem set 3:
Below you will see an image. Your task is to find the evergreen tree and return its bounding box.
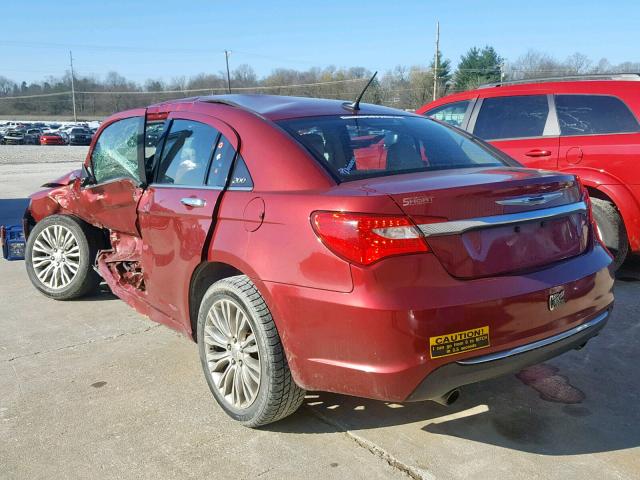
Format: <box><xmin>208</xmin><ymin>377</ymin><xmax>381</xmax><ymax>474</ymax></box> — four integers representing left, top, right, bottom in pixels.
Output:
<box><xmin>454</xmin><ymin>46</ymin><xmax>503</xmax><ymax>91</ymax></box>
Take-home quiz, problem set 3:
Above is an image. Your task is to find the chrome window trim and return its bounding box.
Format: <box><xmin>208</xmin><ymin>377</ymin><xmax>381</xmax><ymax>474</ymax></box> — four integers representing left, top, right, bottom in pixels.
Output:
<box><xmin>417</xmin><ymin>201</ymin><xmax>586</xmax><ymax>237</ymax></box>
<box><xmin>148</xmin><ymin>183</ymin><xmax>253</xmax><ymax>192</ymax></box>
<box><xmin>466</xmin><ymin>97</ymin><xmax>483</xmax><ymax>133</ymax></box>
<box><xmin>543</xmin><ymin>94</ymin><xmax>560</xmax><ymax>136</ymax></box>
<box><xmin>461</xmin><ymin>98</ymin><xmax>476</xmax><ymax>130</ymax></box>
<box><xmin>457</xmin><ymin>309</ymin><xmax>609</xmax><ymax>365</ymax></box>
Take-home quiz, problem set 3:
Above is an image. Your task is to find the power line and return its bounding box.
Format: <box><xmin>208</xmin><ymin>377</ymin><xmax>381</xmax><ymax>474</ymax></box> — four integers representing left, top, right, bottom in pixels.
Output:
<box><xmin>0</xmin><ymin>77</ymin><xmax>368</xmax><ymax>101</ymax></box>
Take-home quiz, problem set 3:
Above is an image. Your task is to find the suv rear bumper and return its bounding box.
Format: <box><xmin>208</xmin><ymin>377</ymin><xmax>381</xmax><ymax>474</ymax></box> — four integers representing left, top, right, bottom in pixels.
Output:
<box><xmin>406</xmin><ymin>307</ymin><xmax>610</xmax><ymax>401</ymax></box>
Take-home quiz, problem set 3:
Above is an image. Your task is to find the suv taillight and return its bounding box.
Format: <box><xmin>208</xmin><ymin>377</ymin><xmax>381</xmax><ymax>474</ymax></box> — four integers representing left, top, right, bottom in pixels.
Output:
<box><xmin>311</xmin><ymin>211</ymin><xmax>435</xmax><ymax>266</ymax></box>
<box><xmin>576</xmin><ymin>176</ymin><xmax>604</xmax><ymax>246</ymax></box>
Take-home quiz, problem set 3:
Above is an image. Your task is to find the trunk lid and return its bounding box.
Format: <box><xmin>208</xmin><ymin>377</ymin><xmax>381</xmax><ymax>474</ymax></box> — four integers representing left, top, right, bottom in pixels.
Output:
<box><xmin>360</xmin><ymin>167</ymin><xmax>588</xmax><ymax>278</ymax></box>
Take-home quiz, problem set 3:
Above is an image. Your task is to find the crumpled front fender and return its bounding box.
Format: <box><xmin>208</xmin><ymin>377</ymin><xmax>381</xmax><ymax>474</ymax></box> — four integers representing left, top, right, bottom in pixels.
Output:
<box><xmin>28</xmin><ymin>170</ymin><xmax>83</xmax><ymax>223</ymax></box>
<box><xmin>41</xmin><ymin>169</ymin><xmax>82</xmax><ymax>188</ymax></box>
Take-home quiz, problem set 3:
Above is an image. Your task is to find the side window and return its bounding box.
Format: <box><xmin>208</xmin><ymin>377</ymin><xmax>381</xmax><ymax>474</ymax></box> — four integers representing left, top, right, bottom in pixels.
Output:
<box><xmin>206</xmin><ymin>135</ymin><xmax>236</xmax><ymax>187</ymax></box>
<box><xmin>473</xmin><ymin>95</ymin><xmax>549</xmax><ymax>140</ymax></box>
<box><xmin>425</xmin><ymin>101</ymin><xmax>470</xmax><ymax>127</ymax></box>
<box><xmin>91</xmin><ymin>117</ymin><xmax>142</xmax><ymax>184</ymax></box>
<box><xmin>230</xmin><ymin>155</ymin><xmax>253</xmax><ymax>189</ymax></box>
<box><xmin>156</xmin><ymin>120</ymin><xmax>219</xmax><ymax>186</ymax></box>
<box><xmin>555</xmin><ymin>95</ymin><xmax>640</xmax><ymax>136</ymax></box>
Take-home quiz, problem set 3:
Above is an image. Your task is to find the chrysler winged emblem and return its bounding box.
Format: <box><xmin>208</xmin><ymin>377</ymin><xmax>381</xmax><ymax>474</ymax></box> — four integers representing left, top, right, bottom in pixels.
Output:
<box><xmin>496</xmin><ymin>192</ymin><xmax>563</xmax><ymax>206</ymax></box>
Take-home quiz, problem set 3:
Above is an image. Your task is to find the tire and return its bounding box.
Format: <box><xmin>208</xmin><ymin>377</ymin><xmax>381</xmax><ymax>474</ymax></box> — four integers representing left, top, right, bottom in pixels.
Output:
<box><xmin>25</xmin><ymin>214</ymin><xmax>102</xmax><ymax>300</ymax></box>
<box><xmin>591</xmin><ymin>197</ymin><xmax>628</xmax><ymax>271</ymax></box>
<box><xmin>197</xmin><ymin>275</ymin><xmax>305</xmax><ymax>427</ymax></box>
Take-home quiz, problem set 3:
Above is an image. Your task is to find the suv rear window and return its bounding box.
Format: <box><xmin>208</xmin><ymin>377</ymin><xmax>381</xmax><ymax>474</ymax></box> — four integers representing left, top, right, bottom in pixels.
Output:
<box><xmin>474</xmin><ymin>95</ymin><xmax>549</xmax><ymax>140</ymax></box>
<box><xmin>555</xmin><ymin>95</ymin><xmax>640</xmax><ymax>136</ymax></box>
<box><xmin>278</xmin><ymin>115</ymin><xmax>507</xmax><ymax>182</ymax></box>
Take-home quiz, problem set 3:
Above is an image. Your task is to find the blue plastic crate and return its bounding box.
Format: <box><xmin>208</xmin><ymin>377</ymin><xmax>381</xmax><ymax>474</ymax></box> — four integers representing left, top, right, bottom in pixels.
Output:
<box><xmin>1</xmin><ymin>225</ymin><xmax>26</xmax><ymax>261</ymax></box>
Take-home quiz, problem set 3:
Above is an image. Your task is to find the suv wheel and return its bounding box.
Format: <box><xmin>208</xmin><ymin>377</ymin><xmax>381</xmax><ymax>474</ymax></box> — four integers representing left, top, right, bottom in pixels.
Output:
<box><xmin>25</xmin><ymin>215</ymin><xmax>102</xmax><ymax>300</ymax></box>
<box><xmin>591</xmin><ymin>198</ymin><xmax>628</xmax><ymax>271</ymax></box>
<box><xmin>197</xmin><ymin>275</ymin><xmax>305</xmax><ymax>427</ymax></box>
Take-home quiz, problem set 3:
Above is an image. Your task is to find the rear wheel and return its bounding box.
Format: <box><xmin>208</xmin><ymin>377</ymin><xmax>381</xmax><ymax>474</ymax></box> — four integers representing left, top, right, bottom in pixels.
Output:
<box><xmin>591</xmin><ymin>197</ymin><xmax>628</xmax><ymax>271</ymax></box>
<box><xmin>25</xmin><ymin>215</ymin><xmax>102</xmax><ymax>300</ymax></box>
<box><xmin>197</xmin><ymin>275</ymin><xmax>305</xmax><ymax>427</ymax></box>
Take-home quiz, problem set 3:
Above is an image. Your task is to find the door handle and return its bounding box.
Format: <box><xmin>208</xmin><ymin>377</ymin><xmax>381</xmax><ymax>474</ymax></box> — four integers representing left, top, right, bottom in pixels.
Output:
<box><xmin>525</xmin><ymin>149</ymin><xmax>552</xmax><ymax>158</ymax></box>
<box><xmin>181</xmin><ymin>197</ymin><xmax>206</xmax><ymax>208</ymax></box>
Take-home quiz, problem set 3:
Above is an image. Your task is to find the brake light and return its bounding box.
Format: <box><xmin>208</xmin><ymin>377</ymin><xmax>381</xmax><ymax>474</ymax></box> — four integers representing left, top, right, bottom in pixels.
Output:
<box><xmin>311</xmin><ymin>211</ymin><xmax>432</xmax><ymax>266</ymax></box>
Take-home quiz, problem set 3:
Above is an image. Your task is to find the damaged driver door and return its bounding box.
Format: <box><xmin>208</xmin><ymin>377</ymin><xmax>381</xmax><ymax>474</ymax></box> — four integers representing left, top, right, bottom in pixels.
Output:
<box><xmin>78</xmin><ymin>110</ymin><xmax>147</xmax><ymax>235</ymax></box>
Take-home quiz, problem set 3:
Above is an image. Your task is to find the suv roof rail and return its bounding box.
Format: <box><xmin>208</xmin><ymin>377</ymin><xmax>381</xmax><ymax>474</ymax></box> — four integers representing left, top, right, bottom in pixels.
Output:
<box><xmin>479</xmin><ymin>73</ymin><xmax>640</xmax><ymax>88</ymax></box>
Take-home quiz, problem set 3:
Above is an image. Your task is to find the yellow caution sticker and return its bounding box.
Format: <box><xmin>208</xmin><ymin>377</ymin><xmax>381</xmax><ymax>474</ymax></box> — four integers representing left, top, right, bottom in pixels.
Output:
<box><xmin>429</xmin><ymin>326</ymin><xmax>490</xmax><ymax>359</ymax></box>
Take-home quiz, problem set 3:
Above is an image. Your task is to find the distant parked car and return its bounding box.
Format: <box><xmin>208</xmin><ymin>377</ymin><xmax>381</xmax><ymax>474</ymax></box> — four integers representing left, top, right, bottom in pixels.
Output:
<box><xmin>25</xmin><ymin>129</ymin><xmax>43</xmax><ymax>145</ymax></box>
<box><xmin>39</xmin><ymin>133</ymin><xmax>66</xmax><ymax>145</ymax></box>
<box><xmin>418</xmin><ymin>74</ymin><xmax>640</xmax><ymax>269</ymax></box>
<box><xmin>56</xmin><ymin>131</ymin><xmax>69</xmax><ymax>144</ymax></box>
<box><xmin>68</xmin><ymin>127</ymin><xmax>92</xmax><ymax>146</ymax></box>
<box><xmin>3</xmin><ymin>128</ymin><xmax>27</xmax><ymax>145</ymax></box>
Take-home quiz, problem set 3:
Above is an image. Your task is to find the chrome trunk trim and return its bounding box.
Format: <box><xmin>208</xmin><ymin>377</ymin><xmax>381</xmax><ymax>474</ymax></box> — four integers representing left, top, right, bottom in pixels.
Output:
<box><xmin>417</xmin><ymin>201</ymin><xmax>586</xmax><ymax>237</ymax></box>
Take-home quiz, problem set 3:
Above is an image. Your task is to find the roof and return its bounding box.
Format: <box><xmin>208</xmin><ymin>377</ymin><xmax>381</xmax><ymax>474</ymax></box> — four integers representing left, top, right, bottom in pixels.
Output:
<box><xmin>480</xmin><ymin>73</ymin><xmax>640</xmax><ymax>89</ymax></box>
<box><xmin>196</xmin><ymin>94</ymin><xmax>413</xmax><ymax>121</ymax></box>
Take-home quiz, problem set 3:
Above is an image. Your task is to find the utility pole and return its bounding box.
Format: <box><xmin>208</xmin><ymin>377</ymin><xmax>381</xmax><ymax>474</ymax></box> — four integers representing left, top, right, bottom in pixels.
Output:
<box><xmin>433</xmin><ymin>21</ymin><xmax>440</xmax><ymax>101</ymax></box>
<box><xmin>69</xmin><ymin>51</ymin><xmax>77</xmax><ymax>122</ymax></box>
<box><xmin>224</xmin><ymin>50</ymin><xmax>231</xmax><ymax>93</ymax></box>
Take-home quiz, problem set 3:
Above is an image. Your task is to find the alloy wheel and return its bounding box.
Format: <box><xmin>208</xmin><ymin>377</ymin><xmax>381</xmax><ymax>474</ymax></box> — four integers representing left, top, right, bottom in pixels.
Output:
<box><xmin>203</xmin><ymin>298</ymin><xmax>261</xmax><ymax>409</ymax></box>
<box><xmin>31</xmin><ymin>225</ymin><xmax>80</xmax><ymax>290</ymax></box>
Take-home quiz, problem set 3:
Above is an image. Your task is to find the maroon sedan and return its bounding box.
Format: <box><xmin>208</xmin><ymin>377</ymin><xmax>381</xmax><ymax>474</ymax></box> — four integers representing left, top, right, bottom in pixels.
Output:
<box><xmin>23</xmin><ymin>95</ymin><xmax>613</xmax><ymax>426</ymax></box>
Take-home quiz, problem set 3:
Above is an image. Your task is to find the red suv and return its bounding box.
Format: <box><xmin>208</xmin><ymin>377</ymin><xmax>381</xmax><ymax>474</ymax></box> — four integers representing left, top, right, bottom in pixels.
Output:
<box><xmin>24</xmin><ymin>95</ymin><xmax>613</xmax><ymax>426</ymax></box>
<box><xmin>418</xmin><ymin>76</ymin><xmax>640</xmax><ymax>269</ymax></box>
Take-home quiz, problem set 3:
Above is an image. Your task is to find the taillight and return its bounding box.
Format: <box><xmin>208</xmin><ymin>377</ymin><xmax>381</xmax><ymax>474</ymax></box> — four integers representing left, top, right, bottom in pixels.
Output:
<box><xmin>576</xmin><ymin>176</ymin><xmax>603</xmax><ymax>244</ymax></box>
<box><xmin>311</xmin><ymin>211</ymin><xmax>433</xmax><ymax>266</ymax></box>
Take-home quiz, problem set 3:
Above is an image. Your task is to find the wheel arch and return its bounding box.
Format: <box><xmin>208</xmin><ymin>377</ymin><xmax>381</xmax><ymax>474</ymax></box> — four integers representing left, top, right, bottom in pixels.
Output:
<box><xmin>569</xmin><ymin>168</ymin><xmax>640</xmax><ymax>252</ymax></box>
<box><xmin>189</xmin><ymin>261</ymin><xmax>244</xmax><ymax>341</ymax></box>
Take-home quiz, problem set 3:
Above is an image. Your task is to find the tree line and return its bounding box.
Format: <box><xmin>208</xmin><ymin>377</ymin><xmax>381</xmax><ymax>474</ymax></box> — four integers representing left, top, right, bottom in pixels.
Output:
<box><xmin>1</xmin><ymin>47</ymin><xmax>638</xmax><ymax>119</ymax></box>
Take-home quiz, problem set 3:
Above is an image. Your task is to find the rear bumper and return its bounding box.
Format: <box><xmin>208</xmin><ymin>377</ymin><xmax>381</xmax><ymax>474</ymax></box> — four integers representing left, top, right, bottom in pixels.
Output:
<box><xmin>406</xmin><ymin>307</ymin><xmax>610</xmax><ymax>401</ymax></box>
<box><xmin>264</xmin><ymin>244</ymin><xmax>614</xmax><ymax>402</ymax></box>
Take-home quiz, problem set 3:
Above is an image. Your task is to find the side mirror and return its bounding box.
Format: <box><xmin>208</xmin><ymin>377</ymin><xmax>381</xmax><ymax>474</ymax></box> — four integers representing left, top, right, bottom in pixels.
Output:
<box><xmin>80</xmin><ymin>164</ymin><xmax>96</xmax><ymax>187</ymax></box>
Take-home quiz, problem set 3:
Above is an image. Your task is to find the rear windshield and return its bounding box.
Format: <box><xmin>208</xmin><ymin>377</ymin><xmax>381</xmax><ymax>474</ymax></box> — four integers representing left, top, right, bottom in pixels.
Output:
<box><xmin>278</xmin><ymin>115</ymin><xmax>507</xmax><ymax>181</ymax></box>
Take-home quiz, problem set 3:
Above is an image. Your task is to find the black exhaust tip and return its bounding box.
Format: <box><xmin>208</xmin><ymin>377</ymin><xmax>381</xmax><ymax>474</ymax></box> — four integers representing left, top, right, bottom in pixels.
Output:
<box><xmin>433</xmin><ymin>388</ymin><xmax>460</xmax><ymax>406</ymax></box>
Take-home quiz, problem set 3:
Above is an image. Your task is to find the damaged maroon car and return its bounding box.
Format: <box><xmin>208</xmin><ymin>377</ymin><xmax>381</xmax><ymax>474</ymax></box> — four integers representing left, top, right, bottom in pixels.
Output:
<box><xmin>24</xmin><ymin>95</ymin><xmax>614</xmax><ymax>427</ymax></box>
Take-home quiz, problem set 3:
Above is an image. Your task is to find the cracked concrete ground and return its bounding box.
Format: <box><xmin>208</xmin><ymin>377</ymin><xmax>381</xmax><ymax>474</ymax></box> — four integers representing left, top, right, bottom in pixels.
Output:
<box><xmin>1</xmin><ymin>148</ymin><xmax>640</xmax><ymax>480</ymax></box>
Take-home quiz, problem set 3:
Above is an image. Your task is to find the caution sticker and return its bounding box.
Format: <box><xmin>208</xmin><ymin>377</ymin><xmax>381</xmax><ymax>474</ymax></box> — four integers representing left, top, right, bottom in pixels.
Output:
<box><xmin>429</xmin><ymin>326</ymin><xmax>490</xmax><ymax>359</ymax></box>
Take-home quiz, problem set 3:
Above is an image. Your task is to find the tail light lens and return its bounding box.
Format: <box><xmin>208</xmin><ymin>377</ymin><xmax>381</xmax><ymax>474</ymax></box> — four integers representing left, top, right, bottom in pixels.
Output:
<box><xmin>311</xmin><ymin>211</ymin><xmax>435</xmax><ymax>266</ymax></box>
<box><xmin>576</xmin><ymin>176</ymin><xmax>604</xmax><ymax>245</ymax></box>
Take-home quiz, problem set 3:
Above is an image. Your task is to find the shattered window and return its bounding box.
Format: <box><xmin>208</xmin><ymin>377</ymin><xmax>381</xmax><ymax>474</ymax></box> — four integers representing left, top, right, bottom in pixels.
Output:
<box><xmin>91</xmin><ymin>116</ymin><xmax>142</xmax><ymax>184</ymax></box>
